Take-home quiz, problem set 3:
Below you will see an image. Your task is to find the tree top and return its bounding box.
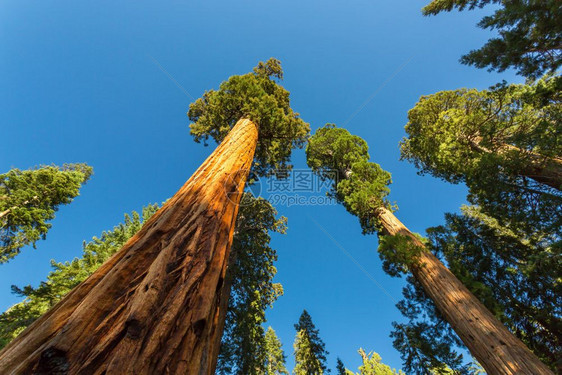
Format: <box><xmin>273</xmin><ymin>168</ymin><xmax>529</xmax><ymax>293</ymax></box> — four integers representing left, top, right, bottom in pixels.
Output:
<box><xmin>188</xmin><ymin>58</ymin><xmax>310</xmax><ymax>176</ymax></box>
<box><xmin>307</xmin><ymin>124</ymin><xmax>392</xmax><ymax>234</ymax></box>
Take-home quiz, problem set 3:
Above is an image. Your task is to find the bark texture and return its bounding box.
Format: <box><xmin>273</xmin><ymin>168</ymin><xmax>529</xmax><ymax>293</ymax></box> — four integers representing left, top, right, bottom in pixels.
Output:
<box><xmin>377</xmin><ymin>207</ymin><xmax>553</xmax><ymax>375</ymax></box>
<box><xmin>0</xmin><ymin>118</ymin><xmax>259</xmax><ymax>375</ymax></box>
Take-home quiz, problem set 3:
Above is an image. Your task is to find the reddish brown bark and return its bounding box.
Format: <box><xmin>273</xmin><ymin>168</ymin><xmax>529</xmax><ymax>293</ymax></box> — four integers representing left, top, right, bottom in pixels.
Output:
<box><xmin>0</xmin><ymin>118</ymin><xmax>259</xmax><ymax>375</ymax></box>
<box><xmin>377</xmin><ymin>207</ymin><xmax>553</xmax><ymax>375</ymax></box>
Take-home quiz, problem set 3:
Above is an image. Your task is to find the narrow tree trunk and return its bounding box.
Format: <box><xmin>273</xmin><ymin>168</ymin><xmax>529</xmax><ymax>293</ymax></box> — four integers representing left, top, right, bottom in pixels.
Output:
<box><xmin>470</xmin><ymin>138</ymin><xmax>562</xmax><ymax>190</ymax></box>
<box><xmin>377</xmin><ymin>207</ymin><xmax>553</xmax><ymax>375</ymax></box>
<box><xmin>0</xmin><ymin>118</ymin><xmax>259</xmax><ymax>375</ymax></box>
<box><xmin>0</xmin><ymin>197</ymin><xmax>39</xmax><ymax>220</ymax></box>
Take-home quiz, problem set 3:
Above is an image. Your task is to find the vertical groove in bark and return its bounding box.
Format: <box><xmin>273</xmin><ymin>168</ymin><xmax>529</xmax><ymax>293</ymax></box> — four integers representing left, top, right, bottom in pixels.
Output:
<box><xmin>377</xmin><ymin>207</ymin><xmax>553</xmax><ymax>375</ymax></box>
<box><xmin>0</xmin><ymin>118</ymin><xmax>259</xmax><ymax>375</ymax></box>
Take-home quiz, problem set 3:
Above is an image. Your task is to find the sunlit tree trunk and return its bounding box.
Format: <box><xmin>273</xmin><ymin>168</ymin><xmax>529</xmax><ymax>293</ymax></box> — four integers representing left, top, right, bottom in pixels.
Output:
<box><xmin>0</xmin><ymin>118</ymin><xmax>259</xmax><ymax>375</ymax></box>
<box><xmin>377</xmin><ymin>207</ymin><xmax>553</xmax><ymax>375</ymax></box>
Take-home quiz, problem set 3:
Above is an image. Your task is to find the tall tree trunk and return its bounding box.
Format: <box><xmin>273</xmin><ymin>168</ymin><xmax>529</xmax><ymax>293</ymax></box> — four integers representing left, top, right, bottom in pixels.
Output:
<box><xmin>377</xmin><ymin>207</ymin><xmax>553</xmax><ymax>375</ymax></box>
<box><xmin>0</xmin><ymin>118</ymin><xmax>259</xmax><ymax>375</ymax></box>
<box><xmin>470</xmin><ymin>138</ymin><xmax>562</xmax><ymax>190</ymax></box>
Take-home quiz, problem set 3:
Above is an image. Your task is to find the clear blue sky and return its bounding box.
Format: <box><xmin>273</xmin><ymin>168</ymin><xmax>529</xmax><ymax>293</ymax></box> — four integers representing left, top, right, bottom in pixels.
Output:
<box><xmin>1</xmin><ymin>0</ymin><xmax>520</xmax><ymax>372</ymax></box>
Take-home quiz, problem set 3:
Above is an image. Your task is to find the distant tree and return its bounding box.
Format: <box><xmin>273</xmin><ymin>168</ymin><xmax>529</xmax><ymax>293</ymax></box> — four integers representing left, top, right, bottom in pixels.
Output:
<box><xmin>348</xmin><ymin>348</ymin><xmax>404</xmax><ymax>375</ymax></box>
<box><xmin>294</xmin><ymin>330</ymin><xmax>323</xmax><ymax>375</ymax></box>
<box><xmin>264</xmin><ymin>327</ymin><xmax>289</xmax><ymax>375</ymax></box>
<box><xmin>336</xmin><ymin>358</ymin><xmax>348</xmax><ymax>375</ymax></box>
<box><xmin>293</xmin><ymin>310</ymin><xmax>329</xmax><ymax>374</ymax></box>
<box><xmin>401</xmin><ymin>77</ymin><xmax>562</xmax><ymax>235</ymax></box>
<box><xmin>306</xmin><ymin>124</ymin><xmax>553</xmax><ymax>374</ymax></box>
<box><xmin>0</xmin><ymin>204</ymin><xmax>159</xmax><ymax>349</ymax></box>
<box><xmin>0</xmin><ymin>163</ymin><xmax>92</xmax><ymax>263</ymax></box>
<box><xmin>423</xmin><ymin>0</ymin><xmax>562</xmax><ymax>78</ymax></box>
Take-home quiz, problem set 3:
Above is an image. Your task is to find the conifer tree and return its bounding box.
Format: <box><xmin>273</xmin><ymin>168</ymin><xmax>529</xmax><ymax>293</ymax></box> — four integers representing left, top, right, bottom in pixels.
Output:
<box><xmin>216</xmin><ymin>195</ymin><xmax>286</xmax><ymax>375</ymax></box>
<box><xmin>401</xmin><ymin>77</ymin><xmax>562</xmax><ymax>236</ymax></box>
<box><xmin>264</xmin><ymin>327</ymin><xmax>289</xmax><ymax>375</ymax></box>
<box><xmin>422</xmin><ymin>0</ymin><xmax>562</xmax><ymax>78</ymax></box>
<box><xmin>306</xmin><ymin>124</ymin><xmax>553</xmax><ymax>375</ymax></box>
<box><xmin>0</xmin><ymin>59</ymin><xmax>308</xmax><ymax>374</ymax></box>
<box><xmin>336</xmin><ymin>358</ymin><xmax>348</xmax><ymax>375</ymax></box>
<box><xmin>350</xmin><ymin>349</ymin><xmax>404</xmax><ymax>375</ymax></box>
<box><xmin>293</xmin><ymin>310</ymin><xmax>329</xmax><ymax>374</ymax></box>
<box><xmin>0</xmin><ymin>163</ymin><xmax>92</xmax><ymax>263</ymax></box>
<box><xmin>401</xmin><ymin>76</ymin><xmax>562</xmax><ymax>190</ymax></box>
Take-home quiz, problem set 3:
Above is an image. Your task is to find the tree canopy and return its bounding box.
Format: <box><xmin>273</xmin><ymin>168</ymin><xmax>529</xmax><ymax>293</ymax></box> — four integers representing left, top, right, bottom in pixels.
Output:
<box><xmin>350</xmin><ymin>349</ymin><xmax>405</xmax><ymax>375</ymax></box>
<box><xmin>306</xmin><ymin>124</ymin><xmax>392</xmax><ymax>234</ymax></box>
<box><xmin>401</xmin><ymin>77</ymin><xmax>562</xmax><ymax>235</ymax></box>
<box><xmin>188</xmin><ymin>58</ymin><xmax>310</xmax><ymax>176</ymax></box>
<box><xmin>0</xmin><ymin>164</ymin><xmax>93</xmax><ymax>263</ymax></box>
<box><xmin>422</xmin><ymin>0</ymin><xmax>562</xmax><ymax>78</ymax></box>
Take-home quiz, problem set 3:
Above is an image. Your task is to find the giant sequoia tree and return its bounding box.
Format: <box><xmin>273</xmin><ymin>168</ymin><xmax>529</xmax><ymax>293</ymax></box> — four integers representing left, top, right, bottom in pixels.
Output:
<box><xmin>401</xmin><ymin>77</ymin><xmax>562</xmax><ymax>235</ymax></box>
<box><xmin>0</xmin><ymin>59</ymin><xmax>308</xmax><ymax>374</ymax></box>
<box><xmin>0</xmin><ymin>164</ymin><xmax>92</xmax><ymax>263</ymax></box>
<box><xmin>306</xmin><ymin>124</ymin><xmax>553</xmax><ymax>375</ymax></box>
<box><xmin>422</xmin><ymin>0</ymin><xmax>562</xmax><ymax>78</ymax></box>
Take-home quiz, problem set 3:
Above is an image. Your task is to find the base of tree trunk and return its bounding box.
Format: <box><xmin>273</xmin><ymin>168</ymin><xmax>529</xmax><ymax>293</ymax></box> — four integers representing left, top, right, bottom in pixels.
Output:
<box><xmin>0</xmin><ymin>119</ymin><xmax>259</xmax><ymax>375</ymax></box>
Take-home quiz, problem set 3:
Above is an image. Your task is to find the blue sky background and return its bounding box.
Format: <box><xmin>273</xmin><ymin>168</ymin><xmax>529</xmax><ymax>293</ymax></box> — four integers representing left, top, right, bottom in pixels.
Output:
<box><xmin>1</xmin><ymin>0</ymin><xmax>521</xmax><ymax>372</ymax></box>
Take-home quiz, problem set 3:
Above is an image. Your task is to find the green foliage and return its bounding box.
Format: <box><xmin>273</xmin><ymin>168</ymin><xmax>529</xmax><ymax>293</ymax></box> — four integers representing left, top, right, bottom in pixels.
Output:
<box><xmin>293</xmin><ymin>330</ymin><xmax>324</xmax><ymax>375</ymax></box>
<box><xmin>306</xmin><ymin>124</ymin><xmax>392</xmax><ymax>234</ymax></box>
<box><xmin>402</xmin><ymin>77</ymin><xmax>561</xmax><ymax>183</ymax></box>
<box><xmin>0</xmin><ymin>204</ymin><xmax>159</xmax><ymax>348</ymax></box>
<box><xmin>336</xmin><ymin>358</ymin><xmax>348</xmax><ymax>375</ymax></box>
<box><xmin>401</xmin><ymin>77</ymin><xmax>562</xmax><ymax>234</ymax></box>
<box><xmin>422</xmin><ymin>0</ymin><xmax>562</xmax><ymax>78</ymax></box>
<box><xmin>348</xmin><ymin>348</ymin><xmax>404</xmax><ymax>375</ymax></box>
<box><xmin>391</xmin><ymin>206</ymin><xmax>561</xmax><ymax>373</ymax></box>
<box><xmin>0</xmin><ymin>164</ymin><xmax>93</xmax><ymax>263</ymax></box>
<box><xmin>264</xmin><ymin>327</ymin><xmax>289</xmax><ymax>375</ymax></box>
<box><xmin>293</xmin><ymin>310</ymin><xmax>329</xmax><ymax>375</ymax></box>
<box><xmin>377</xmin><ymin>234</ymin><xmax>426</xmax><ymax>277</ymax></box>
<box><xmin>306</xmin><ymin>124</ymin><xmax>370</xmax><ymax>180</ymax></box>
<box><xmin>217</xmin><ymin>194</ymin><xmax>287</xmax><ymax>375</ymax></box>
<box><xmin>188</xmin><ymin>58</ymin><xmax>310</xmax><ymax>176</ymax></box>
